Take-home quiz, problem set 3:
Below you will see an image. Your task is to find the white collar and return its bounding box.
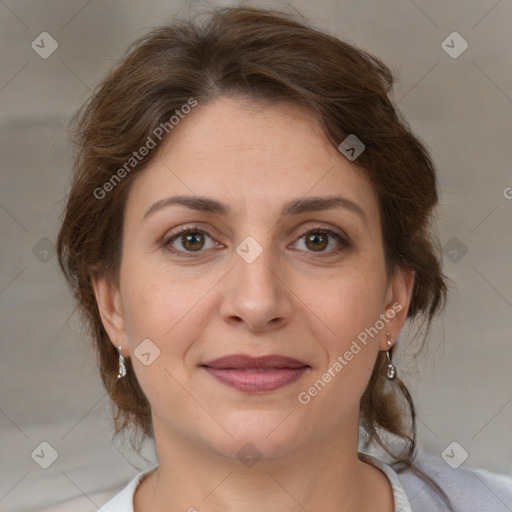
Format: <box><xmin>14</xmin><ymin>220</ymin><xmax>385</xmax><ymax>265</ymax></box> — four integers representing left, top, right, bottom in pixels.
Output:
<box><xmin>101</xmin><ymin>453</ymin><xmax>411</xmax><ymax>511</ymax></box>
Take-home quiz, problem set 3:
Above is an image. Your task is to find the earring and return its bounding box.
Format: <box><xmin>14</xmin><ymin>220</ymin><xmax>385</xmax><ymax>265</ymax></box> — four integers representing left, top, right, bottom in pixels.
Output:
<box><xmin>117</xmin><ymin>345</ymin><xmax>126</xmax><ymax>379</ymax></box>
<box><xmin>385</xmin><ymin>331</ymin><xmax>396</xmax><ymax>381</ymax></box>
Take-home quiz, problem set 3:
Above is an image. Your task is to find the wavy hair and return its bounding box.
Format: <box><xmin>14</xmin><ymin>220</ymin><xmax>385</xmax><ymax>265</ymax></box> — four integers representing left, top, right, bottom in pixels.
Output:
<box><xmin>56</xmin><ymin>5</ymin><xmax>451</xmax><ymax>505</ymax></box>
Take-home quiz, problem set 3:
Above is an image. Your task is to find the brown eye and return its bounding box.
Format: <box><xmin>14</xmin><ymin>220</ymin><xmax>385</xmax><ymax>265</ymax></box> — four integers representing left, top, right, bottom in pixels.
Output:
<box><xmin>305</xmin><ymin>232</ymin><xmax>329</xmax><ymax>251</ymax></box>
<box><xmin>163</xmin><ymin>227</ymin><xmax>219</xmax><ymax>257</ymax></box>
<box><xmin>180</xmin><ymin>232</ymin><xmax>205</xmax><ymax>251</ymax></box>
<box><xmin>294</xmin><ymin>228</ymin><xmax>351</xmax><ymax>256</ymax></box>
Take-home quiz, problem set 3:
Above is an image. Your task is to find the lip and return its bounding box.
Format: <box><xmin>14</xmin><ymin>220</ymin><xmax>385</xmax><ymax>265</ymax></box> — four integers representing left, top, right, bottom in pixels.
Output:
<box><xmin>201</xmin><ymin>354</ymin><xmax>310</xmax><ymax>393</ymax></box>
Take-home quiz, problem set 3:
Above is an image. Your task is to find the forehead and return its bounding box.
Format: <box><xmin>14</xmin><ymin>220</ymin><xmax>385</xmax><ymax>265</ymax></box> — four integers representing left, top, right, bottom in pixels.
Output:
<box><xmin>124</xmin><ymin>96</ymin><xmax>379</xmax><ymax>225</ymax></box>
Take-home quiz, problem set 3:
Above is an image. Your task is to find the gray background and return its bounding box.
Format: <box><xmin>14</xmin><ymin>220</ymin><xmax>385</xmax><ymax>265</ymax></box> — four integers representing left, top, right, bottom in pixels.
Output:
<box><xmin>1</xmin><ymin>0</ymin><xmax>511</xmax><ymax>510</ymax></box>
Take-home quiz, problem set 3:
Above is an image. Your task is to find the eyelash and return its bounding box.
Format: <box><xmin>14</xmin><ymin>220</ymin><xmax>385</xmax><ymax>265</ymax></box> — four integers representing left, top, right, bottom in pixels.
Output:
<box><xmin>161</xmin><ymin>224</ymin><xmax>351</xmax><ymax>258</ymax></box>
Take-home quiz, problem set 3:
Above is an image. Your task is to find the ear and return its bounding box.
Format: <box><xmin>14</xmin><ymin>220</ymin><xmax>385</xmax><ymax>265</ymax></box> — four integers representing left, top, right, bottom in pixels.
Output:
<box><xmin>379</xmin><ymin>267</ymin><xmax>415</xmax><ymax>351</ymax></box>
<box><xmin>90</xmin><ymin>273</ymin><xmax>128</xmax><ymax>355</ymax></box>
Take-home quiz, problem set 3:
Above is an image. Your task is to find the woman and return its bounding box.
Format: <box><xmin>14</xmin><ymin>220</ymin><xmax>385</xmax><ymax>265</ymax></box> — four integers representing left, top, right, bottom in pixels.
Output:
<box><xmin>56</xmin><ymin>5</ymin><xmax>512</xmax><ymax>511</ymax></box>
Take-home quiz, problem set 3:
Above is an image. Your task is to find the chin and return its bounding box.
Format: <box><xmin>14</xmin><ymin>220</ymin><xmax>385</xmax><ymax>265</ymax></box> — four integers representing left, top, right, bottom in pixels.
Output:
<box><xmin>202</xmin><ymin>409</ymin><xmax>306</xmax><ymax>463</ymax></box>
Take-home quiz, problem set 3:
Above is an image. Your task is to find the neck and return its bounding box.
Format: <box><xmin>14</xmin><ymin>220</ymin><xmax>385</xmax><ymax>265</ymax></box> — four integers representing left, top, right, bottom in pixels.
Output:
<box><xmin>135</xmin><ymin>418</ymin><xmax>393</xmax><ymax>512</ymax></box>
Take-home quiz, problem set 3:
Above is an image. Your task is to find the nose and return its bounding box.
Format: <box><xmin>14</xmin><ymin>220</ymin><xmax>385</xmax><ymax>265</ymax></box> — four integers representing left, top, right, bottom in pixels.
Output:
<box><xmin>219</xmin><ymin>239</ymin><xmax>295</xmax><ymax>332</ymax></box>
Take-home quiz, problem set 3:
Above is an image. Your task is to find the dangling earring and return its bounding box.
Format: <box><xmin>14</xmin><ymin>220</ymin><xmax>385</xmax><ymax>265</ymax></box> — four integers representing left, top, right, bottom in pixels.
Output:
<box><xmin>385</xmin><ymin>331</ymin><xmax>397</xmax><ymax>381</ymax></box>
<box><xmin>117</xmin><ymin>345</ymin><xmax>126</xmax><ymax>379</ymax></box>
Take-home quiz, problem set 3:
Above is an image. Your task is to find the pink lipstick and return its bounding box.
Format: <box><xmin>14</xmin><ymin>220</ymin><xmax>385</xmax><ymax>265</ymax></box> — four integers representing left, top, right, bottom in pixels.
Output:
<box><xmin>201</xmin><ymin>354</ymin><xmax>309</xmax><ymax>393</ymax></box>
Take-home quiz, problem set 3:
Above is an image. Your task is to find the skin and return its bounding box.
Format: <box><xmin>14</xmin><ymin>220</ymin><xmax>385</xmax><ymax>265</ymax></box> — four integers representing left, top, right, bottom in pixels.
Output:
<box><xmin>93</xmin><ymin>96</ymin><xmax>415</xmax><ymax>512</ymax></box>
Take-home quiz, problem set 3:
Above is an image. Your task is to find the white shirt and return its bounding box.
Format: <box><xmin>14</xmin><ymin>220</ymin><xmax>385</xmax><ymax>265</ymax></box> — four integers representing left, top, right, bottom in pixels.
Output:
<box><xmin>98</xmin><ymin>449</ymin><xmax>512</xmax><ymax>511</ymax></box>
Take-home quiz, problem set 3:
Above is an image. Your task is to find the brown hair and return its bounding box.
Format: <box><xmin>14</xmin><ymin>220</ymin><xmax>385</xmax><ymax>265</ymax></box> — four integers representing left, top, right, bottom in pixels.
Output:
<box><xmin>57</xmin><ymin>4</ymin><xmax>450</xmax><ymax>481</ymax></box>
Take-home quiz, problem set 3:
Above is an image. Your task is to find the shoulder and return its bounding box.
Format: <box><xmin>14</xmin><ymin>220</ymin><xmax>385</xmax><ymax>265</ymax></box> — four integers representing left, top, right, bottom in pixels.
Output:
<box><xmin>395</xmin><ymin>448</ymin><xmax>512</xmax><ymax>511</ymax></box>
<box><xmin>36</xmin><ymin>464</ymin><xmax>157</xmax><ymax>512</ymax></box>
<box><xmin>36</xmin><ymin>487</ymin><xmax>123</xmax><ymax>512</ymax></box>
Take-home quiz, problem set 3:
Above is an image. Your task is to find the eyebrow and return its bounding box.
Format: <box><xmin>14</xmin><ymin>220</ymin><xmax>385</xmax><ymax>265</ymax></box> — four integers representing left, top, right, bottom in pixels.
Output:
<box><xmin>143</xmin><ymin>194</ymin><xmax>366</xmax><ymax>223</ymax></box>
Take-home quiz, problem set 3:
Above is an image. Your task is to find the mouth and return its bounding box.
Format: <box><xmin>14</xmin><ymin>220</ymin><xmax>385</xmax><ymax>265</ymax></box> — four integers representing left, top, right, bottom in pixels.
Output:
<box><xmin>200</xmin><ymin>354</ymin><xmax>310</xmax><ymax>393</ymax></box>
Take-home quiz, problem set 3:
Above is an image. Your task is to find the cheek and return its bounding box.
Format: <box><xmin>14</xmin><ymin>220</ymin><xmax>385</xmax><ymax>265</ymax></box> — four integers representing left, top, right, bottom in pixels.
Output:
<box><xmin>120</xmin><ymin>261</ymin><xmax>214</xmax><ymax>361</ymax></box>
<box><xmin>119</xmin><ymin>272</ymin><xmax>200</xmax><ymax>405</ymax></box>
<box><xmin>296</xmin><ymin>275</ymin><xmax>384</xmax><ymax>422</ymax></box>
<box><xmin>303</xmin><ymin>266</ymin><xmax>387</xmax><ymax>347</ymax></box>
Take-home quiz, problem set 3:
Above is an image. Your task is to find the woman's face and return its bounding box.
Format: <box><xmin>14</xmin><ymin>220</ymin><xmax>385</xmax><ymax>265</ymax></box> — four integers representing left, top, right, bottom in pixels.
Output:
<box><xmin>94</xmin><ymin>97</ymin><xmax>414</xmax><ymax>462</ymax></box>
